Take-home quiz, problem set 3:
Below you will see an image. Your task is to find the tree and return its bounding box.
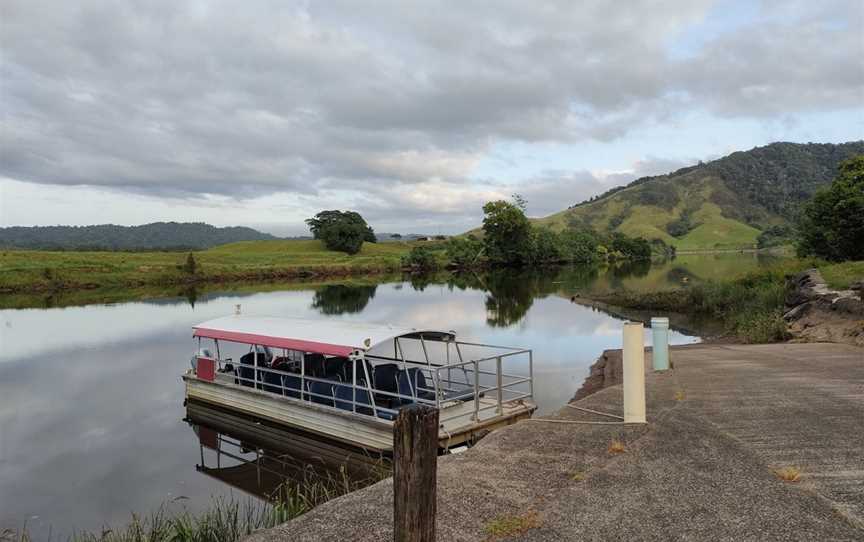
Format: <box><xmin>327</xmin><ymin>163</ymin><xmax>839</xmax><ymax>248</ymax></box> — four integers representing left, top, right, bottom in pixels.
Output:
<box><xmin>531</xmin><ymin>228</ymin><xmax>563</xmax><ymax>263</ymax></box>
<box><xmin>444</xmin><ymin>235</ymin><xmax>484</xmax><ymax>268</ymax></box>
<box><xmin>482</xmin><ymin>200</ymin><xmax>533</xmax><ymax>265</ymax></box>
<box><xmin>560</xmin><ymin>228</ymin><xmax>599</xmax><ymax>263</ymax></box>
<box><xmin>391</xmin><ymin>233</ymin><xmax>402</xmax><ymax>240</ymax></box>
<box><xmin>183</xmin><ymin>252</ymin><xmax>197</xmax><ymax>274</ymax></box>
<box><xmin>797</xmin><ymin>155</ymin><xmax>864</xmax><ymax>261</ymax></box>
<box><xmin>311</xmin><ymin>284</ymin><xmax>377</xmax><ymax>315</ymax></box>
<box><xmin>305</xmin><ymin>210</ymin><xmax>376</xmax><ymax>255</ymax></box>
<box><xmin>610</xmin><ymin>232</ymin><xmax>652</xmax><ymax>261</ymax></box>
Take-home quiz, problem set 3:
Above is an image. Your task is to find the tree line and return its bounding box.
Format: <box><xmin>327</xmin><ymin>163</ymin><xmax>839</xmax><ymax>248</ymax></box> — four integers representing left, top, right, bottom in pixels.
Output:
<box><xmin>0</xmin><ymin>222</ymin><xmax>275</xmax><ymax>251</ymax></box>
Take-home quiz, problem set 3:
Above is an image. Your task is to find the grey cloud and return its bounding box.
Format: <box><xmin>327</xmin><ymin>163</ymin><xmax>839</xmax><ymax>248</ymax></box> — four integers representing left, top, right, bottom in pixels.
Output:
<box><xmin>511</xmin><ymin>156</ymin><xmax>691</xmax><ymax>218</ymax></box>
<box><xmin>0</xmin><ymin>0</ymin><xmax>860</xmax><ymax>204</ymax></box>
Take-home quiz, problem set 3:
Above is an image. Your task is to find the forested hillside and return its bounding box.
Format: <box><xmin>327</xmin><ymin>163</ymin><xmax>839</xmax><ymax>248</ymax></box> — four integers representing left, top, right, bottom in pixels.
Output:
<box><xmin>538</xmin><ymin>141</ymin><xmax>864</xmax><ymax>250</ymax></box>
<box><xmin>0</xmin><ymin>222</ymin><xmax>276</xmax><ymax>250</ymax></box>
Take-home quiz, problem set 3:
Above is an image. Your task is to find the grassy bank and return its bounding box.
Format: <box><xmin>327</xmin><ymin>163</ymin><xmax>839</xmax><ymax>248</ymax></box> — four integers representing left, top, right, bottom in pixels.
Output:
<box><xmin>591</xmin><ymin>259</ymin><xmax>862</xmax><ymax>343</ymax></box>
<box><xmin>6</xmin><ymin>461</ymin><xmax>388</xmax><ymax>542</ymax></box>
<box><xmin>820</xmin><ymin>261</ymin><xmax>864</xmax><ymax>289</ymax></box>
<box><xmin>0</xmin><ymin>240</ymin><xmax>418</xmax><ymax>294</ymax></box>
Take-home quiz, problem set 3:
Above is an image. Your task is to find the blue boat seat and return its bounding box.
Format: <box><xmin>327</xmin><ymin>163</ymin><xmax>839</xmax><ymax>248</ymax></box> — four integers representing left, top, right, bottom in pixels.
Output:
<box><xmin>397</xmin><ymin>368</ymin><xmax>436</xmax><ymax>403</ymax></box>
<box><xmin>303</xmin><ymin>353</ymin><xmax>326</xmax><ymax>378</ymax></box>
<box><xmin>262</xmin><ymin>370</ymin><xmax>284</xmax><ymax>394</ymax></box>
<box><xmin>308</xmin><ymin>380</ymin><xmax>334</xmax><ymax>407</ymax></box>
<box><xmin>283</xmin><ymin>373</ymin><xmax>302</xmax><ymax>399</ymax></box>
<box><xmin>373</xmin><ymin>363</ymin><xmax>399</xmax><ymax>393</ymax></box>
<box><xmin>324</xmin><ymin>357</ymin><xmax>348</xmax><ymax>381</ymax></box>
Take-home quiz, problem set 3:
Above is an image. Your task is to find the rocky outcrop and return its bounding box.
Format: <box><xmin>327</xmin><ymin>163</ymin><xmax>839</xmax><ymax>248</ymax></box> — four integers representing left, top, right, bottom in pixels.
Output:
<box><xmin>571</xmin><ymin>349</ymin><xmax>623</xmax><ymax>401</ymax></box>
<box><xmin>784</xmin><ymin>269</ymin><xmax>864</xmax><ymax>347</ymax></box>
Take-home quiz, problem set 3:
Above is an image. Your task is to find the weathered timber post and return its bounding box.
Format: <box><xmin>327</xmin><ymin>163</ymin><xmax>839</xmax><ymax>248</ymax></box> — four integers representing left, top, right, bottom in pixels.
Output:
<box><xmin>394</xmin><ymin>404</ymin><xmax>438</xmax><ymax>542</ymax></box>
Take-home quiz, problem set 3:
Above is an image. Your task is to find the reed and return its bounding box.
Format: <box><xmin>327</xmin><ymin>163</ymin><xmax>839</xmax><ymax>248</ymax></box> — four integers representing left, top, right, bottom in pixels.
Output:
<box><xmin>6</xmin><ymin>462</ymin><xmax>388</xmax><ymax>542</ymax></box>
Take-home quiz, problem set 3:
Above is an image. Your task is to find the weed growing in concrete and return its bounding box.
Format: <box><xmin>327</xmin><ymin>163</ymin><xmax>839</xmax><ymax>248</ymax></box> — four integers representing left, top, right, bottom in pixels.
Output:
<box><xmin>608</xmin><ymin>439</ymin><xmax>627</xmax><ymax>454</ymax></box>
<box><xmin>570</xmin><ymin>471</ymin><xmax>585</xmax><ymax>482</ymax></box>
<box><xmin>484</xmin><ymin>511</ymin><xmax>540</xmax><ymax>538</ymax></box>
<box><xmin>674</xmin><ymin>390</ymin><xmax>685</xmax><ymax>401</ymax></box>
<box><xmin>775</xmin><ymin>466</ymin><xmax>802</xmax><ymax>482</ymax></box>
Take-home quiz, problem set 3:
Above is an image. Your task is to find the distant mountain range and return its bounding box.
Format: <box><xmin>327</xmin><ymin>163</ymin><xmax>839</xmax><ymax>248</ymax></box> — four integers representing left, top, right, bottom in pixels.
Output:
<box><xmin>0</xmin><ymin>222</ymin><xmax>276</xmax><ymax>250</ymax></box>
<box><xmin>534</xmin><ymin>141</ymin><xmax>864</xmax><ymax>250</ymax></box>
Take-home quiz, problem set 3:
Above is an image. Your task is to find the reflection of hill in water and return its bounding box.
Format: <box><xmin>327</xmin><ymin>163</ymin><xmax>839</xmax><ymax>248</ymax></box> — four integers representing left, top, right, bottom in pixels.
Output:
<box><xmin>186</xmin><ymin>402</ymin><xmax>387</xmax><ymax>503</ymax></box>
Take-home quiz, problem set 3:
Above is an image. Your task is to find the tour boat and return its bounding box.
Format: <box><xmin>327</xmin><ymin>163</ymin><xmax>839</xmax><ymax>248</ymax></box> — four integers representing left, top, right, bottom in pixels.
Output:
<box><xmin>183</xmin><ymin>313</ymin><xmax>537</xmax><ymax>453</ymax></box>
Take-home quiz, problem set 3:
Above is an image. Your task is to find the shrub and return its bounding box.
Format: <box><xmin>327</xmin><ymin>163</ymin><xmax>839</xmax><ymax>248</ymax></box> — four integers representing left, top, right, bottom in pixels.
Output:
<box><xmin>401</xmin><ymin>246</ymin><xmax>438</xmax><ymax>271</ymax></box>
<box><xmin>666</xmin><ymin>210</ymin><xmax>699</xmax><ymax>238</ymax></box>
<box><xmin>444</xmin><ymin>236</ymin><xmax>484</xmax><ymax>268</ymax></box>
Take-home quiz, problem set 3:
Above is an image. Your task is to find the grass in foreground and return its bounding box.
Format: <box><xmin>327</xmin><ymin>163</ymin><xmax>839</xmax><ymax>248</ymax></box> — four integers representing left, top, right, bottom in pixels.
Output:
<box><xmin>6</xmin><ymin>462</ymin><xmax>387</xmax><ymax>542</ymax></box>
<box><xmin>483</xmin><ymin>511</ymin><xmax>541</xmax><ymax>539</ymax></box>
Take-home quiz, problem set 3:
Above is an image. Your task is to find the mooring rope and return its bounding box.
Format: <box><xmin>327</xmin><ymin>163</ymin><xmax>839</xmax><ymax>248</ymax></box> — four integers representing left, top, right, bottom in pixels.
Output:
<box><xmin>565</xmin><ymin>404</ymin><xmax>624</xmax><ymax>420</ymax></box>
<box><xmin>525</xmin><ymin>418</ymin><xmax>624</xmax><ymax>425</ymax></box>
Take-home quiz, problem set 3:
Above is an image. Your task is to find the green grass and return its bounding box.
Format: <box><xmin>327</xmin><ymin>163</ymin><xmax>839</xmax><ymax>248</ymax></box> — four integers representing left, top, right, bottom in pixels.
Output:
<box><xmin>483</xmin><ymin>512</ymin><xmax>540</xmax><ymax>538</ymax></box>
<box><xmin>820</xmin><ymin>261</ymin><xmax>864</xmax><ymax>289</ymax></box>
<box><xmin>7</xmin><ymin>461</ymin><xmax>388</xmax><ymax>542</ymax></box>
<box><xmin>594</xmin><ymin>260</ymin><xmax>816</xmax><ymax>343</ymax></box>
<box><xmin>525</xmin><ymin>174</ymin><xmax>772</xmax><ymax>251</ymax></box>
<box><xmin>675</xmin><ymin>203</ymin><xmax>761</xmax><ymax>250</ymax></box>
<box><xmin>0</xmin><ymin>240</ymin><xmax>425</xmax><ymax>294</ymax></box>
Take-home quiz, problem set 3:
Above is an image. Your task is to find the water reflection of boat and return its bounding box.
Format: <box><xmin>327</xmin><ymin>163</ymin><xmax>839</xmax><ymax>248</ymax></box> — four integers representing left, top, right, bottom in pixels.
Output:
<box><xmin>184</xmin><ymin>315</ymin><xmax>536</xmax><ymax>453</ymax></box>
<box><xmin>186</xmin><ymin>402</ymin><xmax>386</xmax><ymax>502</ymax></box>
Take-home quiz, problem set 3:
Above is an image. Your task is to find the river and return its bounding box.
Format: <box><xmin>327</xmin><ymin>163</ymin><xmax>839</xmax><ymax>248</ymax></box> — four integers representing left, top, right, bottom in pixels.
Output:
<box><xmin>0</xmin><ymin>253</ymin><xmax>781</xmax><ymax>538</ymax></box>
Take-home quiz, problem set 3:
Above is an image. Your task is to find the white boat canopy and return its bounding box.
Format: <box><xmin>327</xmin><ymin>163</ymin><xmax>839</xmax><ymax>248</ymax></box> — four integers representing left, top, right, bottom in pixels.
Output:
<box><xmin>193</xmin><ymin>315</ymin><xmax>454</xmax><ymax>357</ymax></box>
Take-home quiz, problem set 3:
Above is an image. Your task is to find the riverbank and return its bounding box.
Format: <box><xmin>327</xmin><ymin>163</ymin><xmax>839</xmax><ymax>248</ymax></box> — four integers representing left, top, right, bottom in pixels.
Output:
<box><xmin>0</xmin><ymin>239</ymin><xmax>419</xmax><ymax>294</ymax></box>
<box><xmin>244</xmin><ymin>342</ymin><xmax>864</xmax><ymax>541</ymax></box>
<box><xmin>578</xmin><ymin>260</ymin><xmax>864</xmax><ymax>344</ymax></box>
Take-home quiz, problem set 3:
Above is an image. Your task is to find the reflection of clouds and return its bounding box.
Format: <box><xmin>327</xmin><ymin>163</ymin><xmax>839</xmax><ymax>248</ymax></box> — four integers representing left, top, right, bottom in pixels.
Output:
<box><xmin>1</xmin><ymin>275</ymin><xmax>700</xmax><ymax>537</ymax></box>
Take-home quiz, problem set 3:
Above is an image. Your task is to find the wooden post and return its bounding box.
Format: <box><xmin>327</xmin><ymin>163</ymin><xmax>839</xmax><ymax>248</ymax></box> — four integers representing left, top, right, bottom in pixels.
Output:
<box><xmin>394</xmin><ymin>404</ymin><xmax>438</xmax><ymax>542</ymax></box>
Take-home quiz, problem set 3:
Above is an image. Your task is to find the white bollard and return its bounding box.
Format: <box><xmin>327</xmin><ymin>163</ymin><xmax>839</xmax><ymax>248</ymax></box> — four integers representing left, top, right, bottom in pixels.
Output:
<box><xmin>623</xmin><ymin>322</ymin><xmax>647</xmax><ymax>424</ymax></box>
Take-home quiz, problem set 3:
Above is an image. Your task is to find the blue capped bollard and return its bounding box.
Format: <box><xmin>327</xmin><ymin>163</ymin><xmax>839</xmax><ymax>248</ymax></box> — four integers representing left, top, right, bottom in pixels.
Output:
<box><xmin>651</xmin><ymin>317</ymin><xmax>670</xmax><ymax>371</ymax></box>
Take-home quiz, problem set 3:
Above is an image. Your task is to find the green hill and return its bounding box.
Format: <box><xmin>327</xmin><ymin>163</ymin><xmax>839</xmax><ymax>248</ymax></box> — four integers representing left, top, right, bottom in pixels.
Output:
<box><xmin>535</xmin><ymin>141</ymin><xmax>864</xmax><ymax>251</ymax></box>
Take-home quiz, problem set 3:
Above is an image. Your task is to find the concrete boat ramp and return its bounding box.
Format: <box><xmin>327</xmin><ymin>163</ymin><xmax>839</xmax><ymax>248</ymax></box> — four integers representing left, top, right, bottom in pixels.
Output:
<box><xmin>247</xmin><ymin>342</ymin><xmax>864</xmax><ymax>541</ymax></box>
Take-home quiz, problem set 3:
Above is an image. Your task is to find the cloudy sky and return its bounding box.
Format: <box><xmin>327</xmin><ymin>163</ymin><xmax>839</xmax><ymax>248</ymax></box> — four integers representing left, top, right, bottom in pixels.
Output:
<box><xmin>1</xmin><ymin>0</ymin><xmax>862</xmax><ymax>235</ymax></box>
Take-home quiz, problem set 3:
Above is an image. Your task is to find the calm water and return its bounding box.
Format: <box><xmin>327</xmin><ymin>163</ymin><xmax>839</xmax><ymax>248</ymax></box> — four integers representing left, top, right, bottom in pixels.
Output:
<box><xmin>0</xmin><ymin>254</ymin><xmax>781</xmax><ymax>537</ymax></box>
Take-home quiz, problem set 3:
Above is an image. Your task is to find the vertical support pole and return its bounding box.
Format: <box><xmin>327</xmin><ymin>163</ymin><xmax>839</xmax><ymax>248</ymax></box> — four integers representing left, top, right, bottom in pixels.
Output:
<box><xmin>394</xmin><ymin>405</ymin><xmax>438</xmax><ymax>542</ymax></box>
<box><xmin>651</xmin><ymin>317</ymin><xmax>670</xmax><ymax>371</ymax></box>
<box><xmin>253</xmin><ymin>346</ymin><xmax>259</xmax><ymax>389</ymax></box>
<box><xmin>301</xmin><ymin>352</ymin><xmax>306</xmax><ymax>402</ymax></box>
<box><xmin>528</xmin><ymin>350</ymin><xmax>534</xmax><ymax>399</ymax></box>
<box><xmin>623</xmin><ymin>322</ymin><xmax>647</xmax><ymax>424</ymax></box>
<box><xmin>495</xmin><ymin>356</ymin><xmax>503</xmax><ymax>414</ymax></box>
<box><xmin>472</xmin><ymin>360</ymin><xmax>480</xmax><ymax>421</ymax></box>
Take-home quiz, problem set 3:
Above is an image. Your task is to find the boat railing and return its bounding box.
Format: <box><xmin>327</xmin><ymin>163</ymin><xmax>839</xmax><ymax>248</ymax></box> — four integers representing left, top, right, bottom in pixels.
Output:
<box><xmin>206</xmin><ymin>358</ymin><xmax>437</xmax><ymax>421</ymax></box>
<box><xmin>433</xmin><ymin>347</ymin><xmax>533</xmax><ymax>424</ymax></box>
<box><xmin>197</xmin><ymin>343</ymin><xmax>533</xmax><ymax>424</ymax></box>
